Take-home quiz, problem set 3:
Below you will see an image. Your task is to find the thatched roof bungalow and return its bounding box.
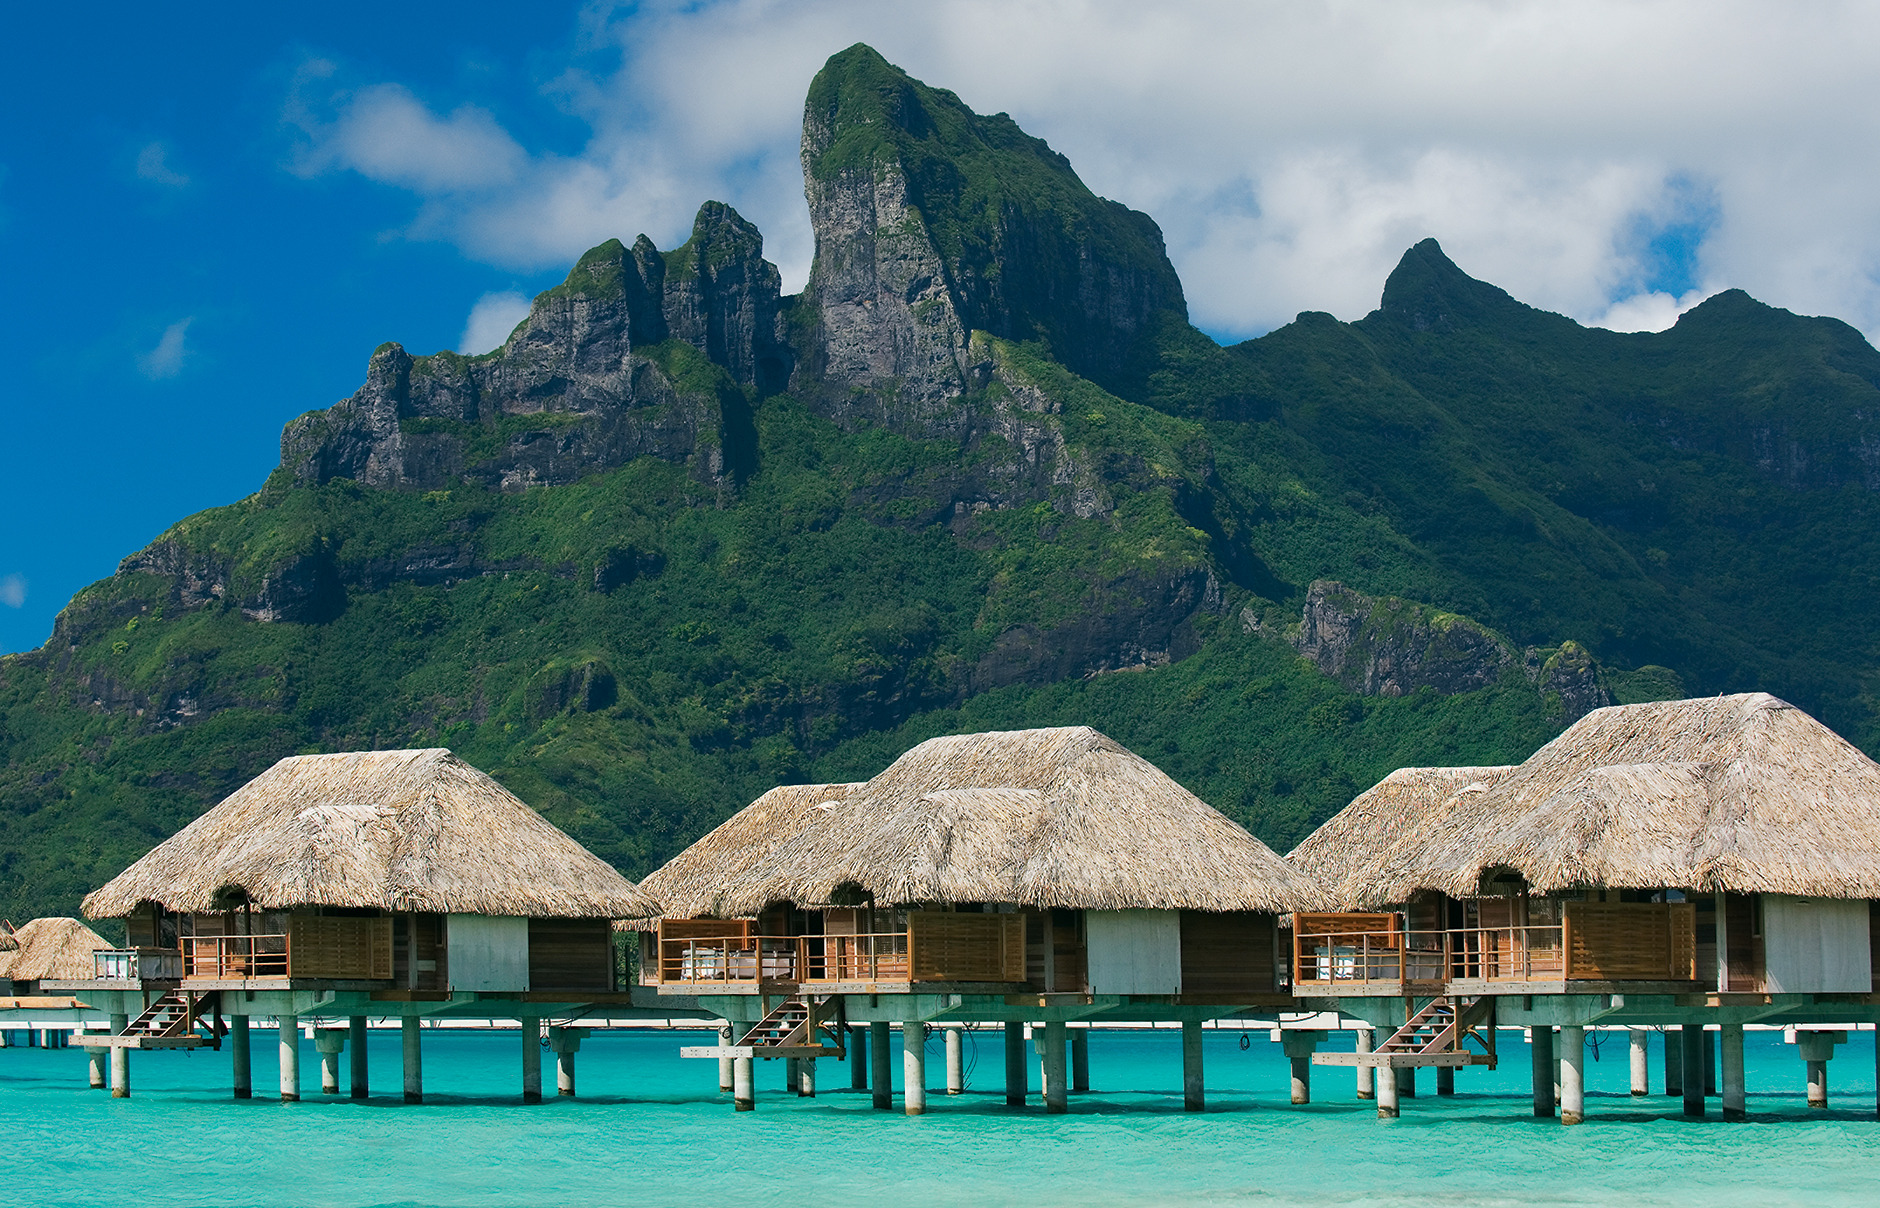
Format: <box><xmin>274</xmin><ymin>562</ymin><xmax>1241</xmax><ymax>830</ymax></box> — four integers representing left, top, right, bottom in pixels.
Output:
<box><xmin>0</xmin><ymin>917</ymin><xmax>112</xmax><ymax>990</ymax></box>
<box><xmin>81</xmin><ymin>749</ymin><xmax>650</xmax><ymax>994</ymax></box>
<box><xmin>644</xmin><ymin>726</ymin><xmax>1317</xmax><ymax>1000</ymax></box>
<box><xmin>1289</xmin><ymin>693</ymin><xmax>1880</xmax><ymax>995</ymax></box>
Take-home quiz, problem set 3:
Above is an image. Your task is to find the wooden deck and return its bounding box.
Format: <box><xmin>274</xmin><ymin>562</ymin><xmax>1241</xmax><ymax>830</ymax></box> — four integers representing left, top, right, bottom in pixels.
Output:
<box><xmin>655</xmin><ymin>913</ymin><xmax>1027</xmax><ymax>990</ymax></box>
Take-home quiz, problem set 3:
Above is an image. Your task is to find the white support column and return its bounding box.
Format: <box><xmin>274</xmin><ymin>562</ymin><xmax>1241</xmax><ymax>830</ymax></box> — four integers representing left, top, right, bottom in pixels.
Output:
<box><xmin>1354</xmin><ymin>1027</ymin><xmax>1375</xmax><ymax>1099</ymax></box>
<box><xmin>313</xmin><ymin>1028</ymin><xmax>346</xmax><ymax>1095</ymax></box>
<box><xmin>1629</xmin><ymin>1028</ymin><xmax>1650</xmax><ymax>1097</ymax></box>
<box><xmin>550</xmin><ymin>1026</ymin><xmax>580</xmax><ymax>1097</ymax></box>
<box><xmin>87</xmin><ymin>1041</ymin><xmax>107</xmax><ymax>1090</ymax></box>
<box><xmin>402</xmin><ymin>1016</ymin><xmax>423</xmax><ymax>1104</ymax></box>
<box><xmin>798</xmin><ymin>1055</ymin><xmax>817</xmax><ymax>1098</ymax></box>
<box><xmin>109</xmin><ymin>1013</ymin><xmax>130</xmax><ymax>1099</ymax></box>
<box><xmin>1280</xmin><ymin>1030</ymin><xmax>1324</xmax><ymax>1105</ymax></box>
<box><xmin>522</xmin><ymin>1017</ymin><xmax>543</xmax><ymax>1103</ymax></box>
<box><xmin>717</xmin><ymin>1021</ymin><xmax>735</xmax><ymax>1093</ymax></box>
<box><xmin>278</xmin><ymin>1014</ymin><xmax>301</xmax><ymax>1103</ymax></box>
<box><xmin>1559</xmin><ymin>1025</ymin><xmax>1585</xmax><ymax>1126</ymax></box>
<box><xmin>349</xmin><ymin>1016</ymin><xmax>369</xmax><ymax>1100</ymax></box>
<box><xmin>1180</xmin><ymin>1019</ymin><xmax>1203</xmax><ymax>1113</ymax></box>
<box><xmin>733</xmin><ymin>1021</ymin><xmax>755</xmax><ymax>1112</ymax></box>
<box><xmin>230</xmin><ymin>1016</ymin><xmax>251</xmax><ymax>1100</ymax></box>
<box><xmin>946</xmin><ymin>1026</ymin><xmax>964</xmax><ymax>1095</ymax></box>
<box><xmin>869</xmin><ymin>1021</ymin><xmax>891</xmax><ymax>1111</ymax></box>
<box><xmin>1042</xmin><ymin>1021</ymin><xmax>1068</xmax><ymax>1114</ymax></box>
<box><xmin>1797</xmin><ymin>1030</ymin><xmax>1845</xmax><ymax>1109</ymax></box>
<box><xmin>1375</xmin><ymin>1058</ymin><xmax>1399</xmax><ymax>1119</ymax></box>
<box><xmin>1720</xmin><ymin>1022</ymin><xmax>1746</xmax><ymax>1121</ymax></box>
<box><xmin>903</xmin><ymin>1023</ymin><xmax>928</xmax><ymax>1116</ymax></box>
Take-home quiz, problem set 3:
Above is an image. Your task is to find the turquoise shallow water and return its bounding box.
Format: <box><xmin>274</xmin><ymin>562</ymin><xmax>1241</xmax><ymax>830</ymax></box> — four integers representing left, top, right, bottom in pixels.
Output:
<box><xmin>4</xmin><ymin>1026</ymin><xmax>1878</xmax><ymax>1207</ymax></box>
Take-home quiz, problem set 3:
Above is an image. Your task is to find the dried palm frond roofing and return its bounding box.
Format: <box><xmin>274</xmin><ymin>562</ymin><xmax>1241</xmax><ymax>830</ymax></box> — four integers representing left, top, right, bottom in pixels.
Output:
<box><xmin>0</xmin><ymin>917</ymin><xmax>112</xmax><ymax>982</ymax></box>
<box><xmin>646</xmin><ymin>726</ymin><xmax>1319</xmax><ymax>917</ymax></box>
<box><xmin>83</xmin><ymin>749</ymin><xmax>652</xmax><ymax>920</ymax></box>
<box><xmin>1294</xmin><ymin>693</ymin><xmax>1880</xmax><ymax>906</ymax></box>
<box><xmin>634</xmin><ymin>782</ymin><xmax>863</xmax><ymax>921</ymax></box>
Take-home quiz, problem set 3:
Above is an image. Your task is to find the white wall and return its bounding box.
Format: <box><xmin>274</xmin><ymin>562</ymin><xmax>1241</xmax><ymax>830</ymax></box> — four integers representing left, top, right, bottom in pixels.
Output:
<box><xmin>446</xmin><ymin>915</ymin><xmax>530</xmax><ymax>992</ymax></box>
<box><xmin>1762</xmin><ymin>896</ymin><xmax>1872</xmax><ymax>993</ymax></box>
<box><xmin>1085</xmin><ymin>909</ymin><xmax>1182</xmax><ymax>995</ymax></box>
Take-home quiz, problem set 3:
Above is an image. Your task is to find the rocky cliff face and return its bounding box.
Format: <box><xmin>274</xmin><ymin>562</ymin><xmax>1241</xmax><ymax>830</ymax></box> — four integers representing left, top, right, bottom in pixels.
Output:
<box><xmin>1292</xmin><ymin>580</ymin><xmax>1611</xmax><ymax>721</ymax></box>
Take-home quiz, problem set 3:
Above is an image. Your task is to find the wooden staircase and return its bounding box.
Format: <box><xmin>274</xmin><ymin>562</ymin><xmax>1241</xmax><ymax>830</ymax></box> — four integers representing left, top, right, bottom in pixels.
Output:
<box><xmin>120</xmin><ymin>989</ymin><xmax>221</xmax><ymax>1050</ymax></box>
<box><xmin>1312</xmin><ymin>995</ymin><xmax>1496</xmax><ymax>1070</ymax></box>
<box><xmin>679</xmin><ymin>996</ymin><xmax>844</xmax><ymax>1062</ymax></box>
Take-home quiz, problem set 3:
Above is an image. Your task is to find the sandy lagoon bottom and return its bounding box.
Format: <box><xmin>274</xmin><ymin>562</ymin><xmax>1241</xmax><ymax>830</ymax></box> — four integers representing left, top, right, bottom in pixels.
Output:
<box><xmin>4</xmin><ymin>1025</ymin><xmax>1878</xmax><ymax>1208</ymax></box>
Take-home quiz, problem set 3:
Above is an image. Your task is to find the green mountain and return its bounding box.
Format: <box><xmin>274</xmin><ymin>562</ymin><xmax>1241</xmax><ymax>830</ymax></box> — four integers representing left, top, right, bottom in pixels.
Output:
<box><xmin>7</xmin><ymin>44</ymin><xmax>1880</xmax><ymax>924</ymax></box>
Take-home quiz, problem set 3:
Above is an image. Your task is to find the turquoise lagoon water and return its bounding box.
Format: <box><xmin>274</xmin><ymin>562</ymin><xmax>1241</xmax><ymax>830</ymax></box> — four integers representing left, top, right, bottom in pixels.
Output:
<box><xmin>5</xmin><ymin>1026</ymin><xmax>1878</xmax><ymax>1207</ymax></box>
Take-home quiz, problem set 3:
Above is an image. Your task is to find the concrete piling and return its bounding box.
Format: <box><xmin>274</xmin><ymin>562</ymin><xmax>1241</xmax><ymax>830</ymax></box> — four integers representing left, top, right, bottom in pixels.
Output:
<box><xmin>349</xmin><ymin>1016</ymin><xmax>369</xmax><ymax>1099</ymax></box>
<box><xmin>550</xmin><ymin>1027</ymin><xmax>580</xmax><ymax>1097</ymax></box>
<box><xmin>522</xmin><ymin>1017</ymin><xmax>543</xmax><ymax>1103</ymax></box>
<box><xmin>1797</xmin><ymin>1030</ymin><xmax>1845</xmax><ymax>1109</ymax></box>
<box><xmin>1070</xmin><ymin>1026</ymin><xmax>1089</xmax><ymax>1093</ymax></box>
<box><xmin>279</xmin><ymin>1014</ymin><xmax>301</xmax><ymax>1103</ymax></box>
<box><xmin>1530</xmin><ymin>1026</ymin><xmax>1554</xmax><ymax>1118</ymax></box>
<box><xmin>1629</xmin><ymin>1028</ymin><xmax>1649</xmax><ymax>1096</ymax></box>
<box><xmin>87</xmin><ymin>1041</ymin><xmax>107</xmax><ymax>1090</ymax></box>
<box><xmin>717</xmin><ymin>1021</ymin><xmax>734</xmax><ymax>1093</ymax></box>
<box><xmin>851</xmin><ymin>1024</ymin><xmax>868</xmax><ymax>1091</ymax></box>
<box><xmin>313</xmin><ymin>1028</ymin><xmax>345</xmax><ymax>1095</ymax></box>
<box><xmin>1559</xmin><ymin>1026</ymin><xmax>1585</xmax><ymax>1126</ymax></box>
<box><xmin>1680</xmin><ymin>1027</ymin><xmax>1705</xmax><ymax>1118</ymax></box>
<box><xmin>1042</xmin><ymin>1021</ymin><xmax>1068</xmax><ymax>1114</ymax></box>
<box><xmin>1004</xmin><ymin>1022</ymin><xmax>1027</xmax><ymax>1106</ymax></box>
<box><xmin>1376</xmin><ymin>1059</ymin><xmax>1400</xmax><ymax>1119</ymax></box>
<box><xmin>798</xmin><ymin>1055</ymin><xmax>817</xmax><ymax>1098</ymax></box>
<box><xmin>1720</xmin><ymin>1023</ymin><xmax>1746</xmax><ymax>1121</ymax></box>
<box><xmin>870</xmin><ymin>1021</ymin><xmax>891</xmax><ymax>1110</ymax></box>
<box><xmin>1665</xmin><ymin>1027</ymin><xmax>1683</xmax><ymax>1097</ymax></box>
<box><xmin>402</xmin><ymin>1017</ymin><xmax>423</xmax><ymax>1104</ymax></box>
<box><xmin>904</xmin><ymin>1023</ymin><xmax>928</xmax><ymax>1116</ymax></box>
<box><xmin>1354</xmin><ymin>1027</ymin><xmax>1375</xmax><ymax>1099</ymax></box>
<box><xmin>1180</xmin><ymin>1019</ymin><xmax>1203</xmax><ymax>1113</ymax></box>
<box><xmin>946</xmin><ymin>1026</ymin><xmax>964</xmax><ymax>1094</ymax></box>
<box><xmin>734</xmin><ymin>1022</ymin><xmax>756</xmax><ymax>1112</ymax></box>
<box><xmin>230</xmin><ymin>1016</ymin><xmax>251</xmax><ymax>1099</ymax></box>
<box><xmin>1436</xmin><ymin>1065</ymin><xmax>1455</xmax><ymax>1096</ymax></box>
<box><xmin>108</xmin><ymin>1013</ymin><xmax>130</xmax><ymax>1099</ymax></box>
<box><xmin>1397</xmin><ymin>1066</ymin><xmax>1416</xmax><ymax>1099</ymax></box>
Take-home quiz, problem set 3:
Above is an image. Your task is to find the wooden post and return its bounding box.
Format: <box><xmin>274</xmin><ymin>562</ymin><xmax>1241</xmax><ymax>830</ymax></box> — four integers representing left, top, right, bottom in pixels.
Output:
<box><xmin>349</xmin><ymin>1016</ymin><xmax>368</xmax><ymax>1099</ymax></box>
<box><xmin>1629</xmin><ymin>1028</ymin><xmax>1649</xmax><ymax>1096</ymax></box>
<box><xmin>1376</xmin><ymin>1058</ymin><xmax>1400</xmax><ymax>1119</ymax></box>
<box><xmin>850</xmin><ymin>1024</ymin><xmax>868</xmax><ymax>1091</ymax></box>
<box><xmin>1664</xmin><ymin>1026</ymin><xmax>1683</xmax><ymax>1097</ymax></box>
<box><xmin>870</xmin><ymin>1021</ymin><xmax>891</xmax><ymax>1110</ymax></box>
<box><xmin>402</xmin><ymin>1016</ymin><xmax>423</xmax><ymax>1104</ymax></box>
<box><xmin>1680</xmin><ymin>1026</ymin><xmax>1705</xmax><ymax>1117</ymax></box>
<box><xmin>1180</xmin><ymin>1019</ymin><xmax>1203</xmax><ymax>1112</ymax></box>
<box><xmin>1559</xmin><ymin>1025</ymin><xmax>1585</xmax><ymax>1125</ymax></box>
<box><xmin>1720</xmin><ymin>1022</ymin><xmax>1746</xmax><ymax>1121</ymax></box>
<box><xmin>278</xmin><ymin>1014</ymin><xmax>301</xmax><ymax>1102</ymax></box>
<box><xmin>946</xmin><ymin>1026</ymin><xmax>964</xmax><ymax>1094</ymax></box>
<box><xmin>734</xmin><ymin>1022</ymin><xmax>755</xmax><ymax>1112</ymax></box>
<box><xmin>1070</xmin><ymin>1026</ymin><xmax>1089</xmax><ymax>1093</ymax></box>
<box><xmin>313</xmin><ymin>1028</ymin><xmax>345</xmax><ymax>1095</ymax></box>
<box><xmin>230</xmin><ymin>1016</ymin><xmax>251</xmax><ymax>1099</ymax></box>
<box><xmin>1436</xmin><ymin>1066</ymin><xmax>1455</xmax><ymax>1096</ymax></box>
<box><xmin>903</xmin><ymin>1023</ymin><xmax>927</xmax><ymax>1116</ymax></box>
<box><xmin>522</xmin><ymin>1017</ymin><xmax>542</xmax><ymax>1103</ymax></box>
<box><xmin>1043</xmin><ymin>1020</ymin><xmax>1069</xmax><ymax>1114</ymax></box>
<box><xmin>1354</xmin><ymin>1027</ymin><xmax>1375</xmax><ymax>1099</ymax></box>
<box><xmin>1004</xmin><ymin>1022</ymin><xmax>1027</xmax><ymax>1106</ymax></box>
<box><xmin>550</xmin><ymin>1027</ymin><xmax>579</xmax><ymax>1097</ymax></box>
<box><xmin>1531</xmin><ymin>1026</ymin><xmax>1554</xmax><ymax>1118</ymax></box>
<box><xmin>717</xmin><ymin>1021</ymin><xmax>734</xmax><ymax>1094</ymax></box>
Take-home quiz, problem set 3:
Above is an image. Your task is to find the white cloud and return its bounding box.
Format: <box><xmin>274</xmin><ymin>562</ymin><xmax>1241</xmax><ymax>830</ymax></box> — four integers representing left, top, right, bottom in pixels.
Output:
<box><xmin>1593</xmin><ymin>288</ymin><xmax>1716</xmax><ymax>334</ymax></box>
<box><xmin>139</xmin><ymin>317</ymin><xmax>193</xmax><ymax>380</ymax></box>
<box><xmin>281</xmin><ymin>0</ymin><xmax>1880</xmax><ymax>343</ymax></box>
<box><xmin>135</xmin><ymin>142</ymin><xmax>190</xmax><ymax>188</ymax></box>
<box><xmin>0</xmin><ymin>575</ymin><xmax>24</xmax><ymax>609</ymax></box>
<box><xmin>459</xmin><ymin>291</ymin><xmax>533</xmax><ymax>354</ymax></box>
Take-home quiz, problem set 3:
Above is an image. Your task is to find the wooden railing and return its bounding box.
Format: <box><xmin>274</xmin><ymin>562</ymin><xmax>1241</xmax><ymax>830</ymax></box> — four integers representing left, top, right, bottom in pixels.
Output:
<box><xmin>92</xmin><ymin>948</ymin><xmax>183</xmax><ymax>981</ymax></box>
<box><xmin>657</xmin><ymin>912</ymin><xmax>1026</xmax><ymax>986</ymax></box>
<box><xmin>182</xmin><ymin>934</ymin><xmax>290</xmax><ymax>980</ymax></box>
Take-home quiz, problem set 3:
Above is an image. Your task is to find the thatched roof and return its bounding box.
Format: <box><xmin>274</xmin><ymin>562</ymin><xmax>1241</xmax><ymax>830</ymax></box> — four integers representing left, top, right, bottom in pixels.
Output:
<box><xmin>0</xmin><ymin>918</ymin><xmax>112</xmax><ymax>983</ymax></box>
<box><xmin>634</xmin><ymin>782</ymin><xmax>862</xmax><ymax>920</ymax></box>
<box><xmin>1296</xmin><ymin>693</ymin><xmax>1880</xmax><ymax>905</ymax></box>
<box><xmin>647</xmin><ymin>727</ymin><xmax>1319</xmax><ymax>917</ymax></box>
<box><xmin>84</xmin><ymin>749</ymin><xmax>652</xmax><ymax>919</ymax></box>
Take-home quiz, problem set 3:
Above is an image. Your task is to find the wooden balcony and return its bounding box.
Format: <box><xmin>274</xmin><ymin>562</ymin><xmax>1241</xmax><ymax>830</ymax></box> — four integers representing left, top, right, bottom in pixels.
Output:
<box><xmin>180</xmin><ymin>916</ymin><xmax>394</xmax><ymax>984</ymax></box>
<box><xmin>656</xmin><ymin>912</ymin><xmax>1027</xmax><ymax>989</ymax></box>
<box><xmin>1293</xmin><ymin>902</ymin><xmax>1696</xmax><ymax>995</ymax></box>
<box><xmin>92</xmin><ymin>948</ymin><xmax>184</xmax><ymax>982</ymax></box>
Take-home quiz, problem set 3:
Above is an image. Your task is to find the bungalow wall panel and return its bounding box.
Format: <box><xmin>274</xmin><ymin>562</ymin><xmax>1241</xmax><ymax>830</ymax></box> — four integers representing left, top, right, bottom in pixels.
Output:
<box><xmin>1179</xmin><ymin>911</ymin><xmax>1277</xmax><ymax>995</ymax></box>
<box><xmin>447</xmin><ymin>915</ymin><xmax>530</xmax><ymax>992</ymax></box>
<box><xmin>530</xmin><ymin>918</ymin><xmax>614</xmax><ymax>992</ymax></box>
<box><xmin>1762</xmin><ymin>896</ymin><xmax>1872</xmax><ymax>993</ymax></box>
<box><xmin>1085</xmin><ymin>909</ymin><xmax>1182</xmax><ymax>995</ymax></box>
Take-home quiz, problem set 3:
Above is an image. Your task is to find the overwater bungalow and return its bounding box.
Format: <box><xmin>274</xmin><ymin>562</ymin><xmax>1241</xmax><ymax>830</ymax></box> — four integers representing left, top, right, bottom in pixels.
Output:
<box><xmin>50</xmin><ymin>748</ymin><xmax>655</xmax><ymax>1101</ymax></box>
<box><xmin>636</xmin><ymin>725</ymin><xmax>1318</xmax><ymax>1113</ymax></box>
<box><xmin>0</xmin><ymin>918</ymin><xmax>112</xmax><ymax>1050</ymax></box>
<box><xmin>1287</xmin><ymin>693</ymin><xmax>1880</xmax><ymax>1123</ymax></box>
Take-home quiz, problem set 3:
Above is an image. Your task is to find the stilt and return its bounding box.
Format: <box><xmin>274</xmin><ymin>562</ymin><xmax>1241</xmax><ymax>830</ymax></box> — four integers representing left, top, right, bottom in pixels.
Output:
<box><xmin>1280</xmin><ymin>1030</ymin><xmax>1322</xmax><ymax>1104</ymax></box>
<box><xmin>313</xmin><ymin>1028</ymin><xmax>345</xmax><ymax>1095</ymax></box>
<box><xmin>1376</xmin><ymin>1059</ymin><xmax>1400</xmax><ymax>1119</ymax></box>
<box><xmin>785</xmin><ymin>1056</ymin><xmax>800</xmax><ymax>1094</ymax></box>
<box><xmin>1704</xmin><ymin>1026</ymin><xmax>1718</xmax><ymax>1097</ymax></box>
<box><xmin>798</xmin><ymin>1055</ymin><xmax>816</xmax><ymax>1098</ymax></box>
<box><xmin>1629</xmin><ymin>1028</ymin><xmax>1649</xmax><ymax>1096</ymax></box>
<box><xmin>87</xmin><ymin>1041</ymin><xmax>107</xmax><ymax>1090</ymax></box>
<box><xmin>1004</xmin><ymin>1022</ymin><xmax>1027</xmax><ymax>1106</ymax></box>
<box><xmin>1797</xmin><ymin>1031</ymin><xmax>1844</xmax><ymax>1109</ymax></box>
<box><xmin>1291</xmin><ymin>1057</ymin><xmax>1311</xmax><ymax>1104</ymax></box>
<box><xmin>1071</xmin><ymin>1026</ymin><xmax>1089</xmax><ymax>1093</ymax></box>
<box><xmin>717</xmin><ymin>1021</ymin><xmax>734</xmax><ymax>1093</ymax></box>
<box><xmin>1680</xmin><ymin>1026</ymin><xmax>1705</xmax><ymax>1117</ymax></box>
<box><xmin>1720</xmin><ymin>1022</ymin><xmax>1746</xmax><ymax>1121</ymax></box>
<box><xmin>1397</xmin><ymin>1065</ymin><xmax>1415</xmax><ymax>1099</ymax></box>
<box><xmin>522</xmin><ymin>1017</ymin><xmax>543</xmax><ymax>1103</ymax></box>
<box><xmin>866</xmin><ymin>1021</ymin><xmax>889</xmax><ymax>1110</ymax></box>
<box><xmin>1531</xmin><ymin>1026</ymin><xmax>1554</xmax><ymax>1118</ymax></box>
<box><xmin>1665</xmin><ymin>1027</ymin><xmax>1683</xmax><ymax>1097</ymax></box>
<box><xmin>108</xmin><ymin>1013</ymin><xmax>130</xmax><ymax>1099</ymax></box>
<box><xmin>402</xmin><ymin>1016</ymin><xmax>423</xmax><ymax>1104</ymax></box>
<box><xmin>1180</xmin><ymin>1019</ymin><xmax>1203</xmax><ymax>1113</ymax></box>
<box><xmin>945</xmin><ymin>1026</ymin><xmax>964</xmax><ymax>1094</ymax></box>
<box><xmin>550</xmin><ymin>1027</ymin><xmax>579</xmax><ymax>1097</ymax></box>
<box><xmin>851</xmin><ymin>1025</ymin><xmax>868</xmax><ymax>1091</ymax></box>
<box><xmin>903</xmin><ymin>1023</ymin><xmax>927</xmax><ymax>1116</ymax></box>
<box><xmin>279</xmin><ymin>1014</ymin><xmax>301</xmax><ymax>1103</ymax></box>
<box><xmin>1354</xmin><ymin>1027</ymin><xmax>1375</xmax><ymax>1099</ymax></box>
<box><xmin>1042</xmin><ymin>1020</ymin><xmax>1068</xmax><ymax>1114</ymax></box>
<box><xmin>230</xmin><ymin>1016</ymin><xmax>251</xmax><ymax>1099</ymax></box>
<box><xmin>1559</xmin><ymin>1025</ymin><xmax>1585</xmax><ymax>1126</ymax></box>
<box><xmin>734</xmin><ymin>1022</ymin><xmax>755</xmax><ymax>1112</ymax></box>
<box><xmin>1436</xmin><ymin>1066</ymin><xmax>1455</xmax><ymax>1096</ymax></box>
<box><xmin>349</xmin><ymin>1016</ymin><xmax>368</xmax><ymax>1099</ymax></box>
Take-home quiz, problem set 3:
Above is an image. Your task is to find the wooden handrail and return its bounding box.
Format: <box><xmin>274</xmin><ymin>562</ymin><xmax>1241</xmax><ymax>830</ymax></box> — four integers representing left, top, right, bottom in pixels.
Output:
<box><xmin>181</xmin><ymin>934</ymin><xmax>291</xmax><ymax>980</ymax></box>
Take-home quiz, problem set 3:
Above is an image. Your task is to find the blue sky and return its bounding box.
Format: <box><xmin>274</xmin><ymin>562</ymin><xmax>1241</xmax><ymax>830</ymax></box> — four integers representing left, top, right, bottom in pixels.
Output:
<box><xmin>3</xmin><ymin>1</ymin><xmax>1878</xmax><ymax>654</ymax></box>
